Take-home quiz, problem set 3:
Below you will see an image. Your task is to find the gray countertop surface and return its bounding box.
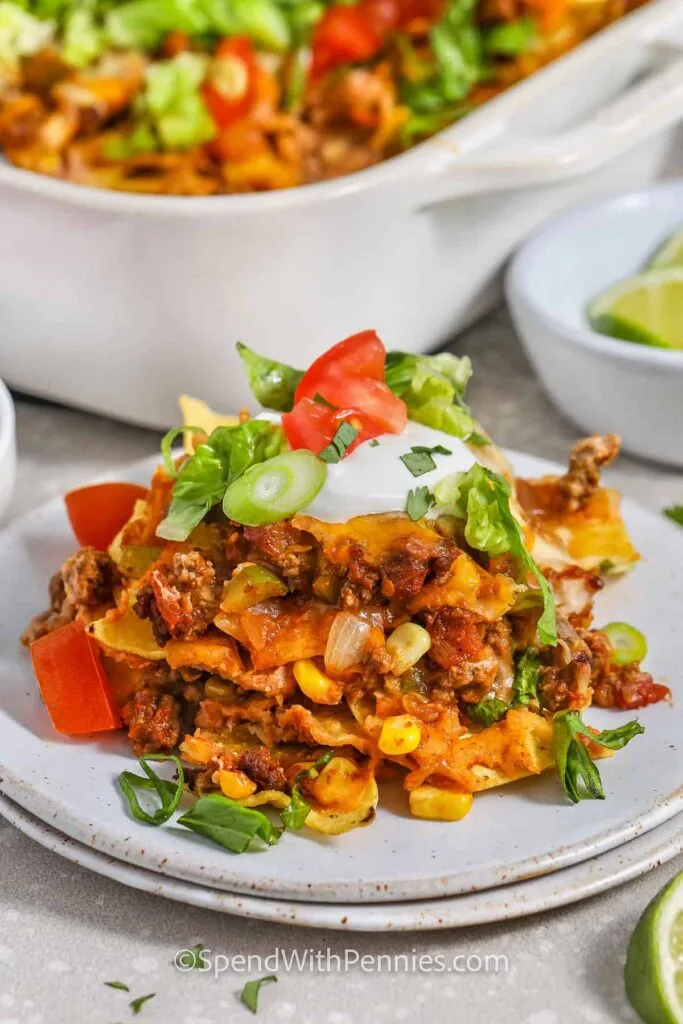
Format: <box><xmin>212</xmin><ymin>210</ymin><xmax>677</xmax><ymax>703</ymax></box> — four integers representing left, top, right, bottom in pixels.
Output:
<box><xmin>1</xmin><ymin>308</ymin><xmax>682</xmax><ymax>1024</ymax></box>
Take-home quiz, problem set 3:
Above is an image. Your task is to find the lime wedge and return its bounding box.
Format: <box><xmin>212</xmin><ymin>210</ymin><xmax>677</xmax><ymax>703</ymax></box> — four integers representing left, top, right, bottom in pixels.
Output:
<box><xmin>588</xmin><ymin>269</ymin><xmax>683</xmax><ymax>349</ymax></box>
<box><xmin>625</xmin><ymin>870</ymin><xmax>683</xmax><ymax>1024</ymax></box>
<box><xmin>648</xmin><ymin>230</ymin><xmax>683</xmax><ymax>271</ymax></box>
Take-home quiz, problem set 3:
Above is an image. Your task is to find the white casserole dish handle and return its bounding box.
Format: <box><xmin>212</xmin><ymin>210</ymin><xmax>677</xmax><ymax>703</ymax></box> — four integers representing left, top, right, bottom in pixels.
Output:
<box><xmin>417</xmin><ymin>8</ymin><xmax>683</xmax><ymax>205</ymax></box>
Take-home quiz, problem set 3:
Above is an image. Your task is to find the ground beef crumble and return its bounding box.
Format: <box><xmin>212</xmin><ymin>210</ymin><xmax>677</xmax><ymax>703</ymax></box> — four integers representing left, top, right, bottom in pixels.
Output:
<box><xmin>121</xmin><ymin>687</ymin><xmax>181</xmax><ymax>755</ymax></box>
<box><xmin>134</xmin><ymin>550</ymin><xmax>221</xmax><ymax>645</ymax></box>
<box><xmin>21</xmin><ymin>547</ymin><xmax>118</xmax><ymax>644</ymax></box>
<box><xmin>537</xmin><ymin>618</ymin><xmax>593</xmax><ymax>711</ymax></box>
<box><xmin>583</xmin><ymin>629</ymin><xmax>670</xmax><ymax>709</ymax></box>
<box><xmin>236</xmin><ymin>747</ymin><xmax>287</xmax><ymax>791</ymax></box>
<box><xmin>559</xmin><ymin>434</ymin><xmax>620</xmax><ymax>512</ymax></box>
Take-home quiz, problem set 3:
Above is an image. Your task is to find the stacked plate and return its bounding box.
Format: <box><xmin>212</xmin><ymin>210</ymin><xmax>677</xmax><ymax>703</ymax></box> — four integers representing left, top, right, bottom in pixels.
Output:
<box><xmin>2</xmin><ymin>451</ymin><xmax>683</xmax><ymax>932</ymax></box>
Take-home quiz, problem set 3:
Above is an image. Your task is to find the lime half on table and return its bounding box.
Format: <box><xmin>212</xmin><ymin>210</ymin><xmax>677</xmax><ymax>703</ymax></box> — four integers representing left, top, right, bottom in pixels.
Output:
<box><xmin>625</xmin><ymin>870</ymin><xmax>683</xmax><ymax>1024</ymax></box>
<box><xmin>588</xmin><ymin>268</ymin><xmax>683</xmax><ymax>349</ymax></box>
<box><xmin>648</xmin><ymin>230</ymin><xmax>683</xmax><ymax>271</ymax></box>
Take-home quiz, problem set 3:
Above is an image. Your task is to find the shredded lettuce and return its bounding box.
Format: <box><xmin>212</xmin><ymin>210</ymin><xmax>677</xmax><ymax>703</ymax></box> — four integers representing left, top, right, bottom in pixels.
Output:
<box><xmin>385</xmin><ymin>350</ymin><xmax>481</xmax><ymax>442</ymax></box>
<box><xmin>132</xmin><ymin>52</ymin><xmax>215</xmax><ymax>150</ymax></box>
<box><xmin>483</xmin><ymin>16</ymin><xmax>536</xmax><ymax>57</ymax></box>
<box><xmin>156</xmin><ymin>418</ymin><xmax>285</xmax><ymax>541</ymax></box>
<box><xmin>61</xmin><ymin>6</ymin><xmax>105</xmax><ymax>67</ymax></box>
<box><xmin>106</xmin><ymin>0</ymin><xmax>290</xmax><ymax>52</ymax></box>
<box><xmin>400</xmin><ymin>0</ymin><xmax>483</xmax><ymax>116</ymax></box>
<box><xmin>106</xmin><ymin>0</ymin><xmax>207</xmax><ymax>49</ymax></box>
<box><xmin>225</xmin><ymin>0</ymin><xmax>290</xmax><ymax>52</ymax></box>
<box><xmin>511</xmin><ymin>648</ymin><xmax>539</xmax><ymax>707</ymax></box>
<box><xmin>103</xmin><ymin>121</ymin><xmax>159</xmax><ymax>160</ymax></box>
<box><xmin>468</xmin><ymin>697</ymin><xmax>507</xmax><ymax>726</ymax></box>
<box><xmin>283</xmin><ymin>1</ymin><xmax>321</xmax><ymax>110</ymax></box>
<box><xmin>0</xmin><ymin>1</ymin><xmax>53</xmax><ymax>61</ymax></box>
<box><xmin>434</xmin><ymin>464</ymin><xmax>557</xmax><ymax>645</ymax></box>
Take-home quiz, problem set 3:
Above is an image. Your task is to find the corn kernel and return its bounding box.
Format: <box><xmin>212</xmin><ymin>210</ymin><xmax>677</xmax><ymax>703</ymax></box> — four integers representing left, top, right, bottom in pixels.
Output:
<box><xmin>385</xmin><ymin>623</ymin><xmax>432</xmax><ymax>676</ymax></box>
<box><xmin>293</xmin><ymin>659</ymin><xmax>343</xmax><ymax>705</ymax></box>
<box><xmin>409</xmin><ymin>785</ymin><xmax>473</xmax><ymax>822</ymax></box>
<box><xmin>218</xmin><ymin>769</ymin><xmax>257</xmax><ymax>800</ymax></box>
<box><xmin>179</xmin><ymin>735</ymin><xmax>215</xmax><ymax>765</ymax></box>
<box><xmin>378</xmin><ymin>714</ymin><xmax>422</xmax><ymax>755</ymax></box>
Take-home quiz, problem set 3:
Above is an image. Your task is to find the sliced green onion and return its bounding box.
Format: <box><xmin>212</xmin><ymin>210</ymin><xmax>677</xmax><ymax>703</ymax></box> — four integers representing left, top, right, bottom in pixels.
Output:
<box><xmin>602</xmin><ymin>622</ymin><xmax>648</xmax><ymax>666</ymax></box>
<box><xmin>223</xmin><ymin>450</ymin><xmax>326</xmax><ymax>526</ymax></box>
<box><xmin>118</xmin><ymin>754</ymin><xmax>184</xmax><ymax>825</ymax></box>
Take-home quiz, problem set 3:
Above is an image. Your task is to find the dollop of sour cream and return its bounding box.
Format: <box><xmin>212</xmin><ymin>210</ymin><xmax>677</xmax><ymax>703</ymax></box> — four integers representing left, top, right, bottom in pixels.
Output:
<box><xmin>304</xmin><ymin>421</ymin><xmax>499</xmax><ymax>523</ymax></box>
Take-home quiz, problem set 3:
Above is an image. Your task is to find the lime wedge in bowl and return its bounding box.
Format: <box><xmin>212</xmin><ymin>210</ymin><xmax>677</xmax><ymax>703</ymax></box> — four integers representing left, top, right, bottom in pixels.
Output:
<box><xmin>648</xmin><ymin>230</ymin><xmax>683</xmax><ymax>271</ymax></box>
<box><xmin>625</xmin><ymin>870</ymin><xmax>683</xmax><ymax>1024</ymax></box>
<box><xmin>588</xmin><ymin>269</ymin><xmax>683</xmax><ymax>349</ymax></box>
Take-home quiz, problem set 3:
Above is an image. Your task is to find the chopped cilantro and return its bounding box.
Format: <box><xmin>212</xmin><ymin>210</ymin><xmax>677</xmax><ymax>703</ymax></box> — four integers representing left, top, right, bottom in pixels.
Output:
<box><xmin>240</xmin><ymin>975</ymin><xmax>277</xmax><ymax>1014</ymax></box>
<box><xmin>400</xmin><ymin>444</ymin><xmax>453</xmax><ymax>477</ymax></box>
<box><xmin>183</xmin><ymin>944</ymin><xmax>207</xmax><ymax>969</ymax></box>
<box><xmin>406</xmin><ymin>486</ymin><xmax>434</xmax><ymax>521</ymax></box>
<box><xmin>319</xmin><ymin>421</ymin><xmax>359</xmax><ymax>463</ymax></box>
<box><xmin>664</xmin><ymin>505</ymin><xmax>683</xmax><ymax>527</ymax></box>
<box><xmin>129</xmin><ymin>993</ymin><xmax>156</xmax><ymax>1015</ymax></box>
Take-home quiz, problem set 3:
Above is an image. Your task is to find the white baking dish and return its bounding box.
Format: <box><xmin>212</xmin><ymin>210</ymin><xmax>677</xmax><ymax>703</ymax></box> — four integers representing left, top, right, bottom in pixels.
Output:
<box><xmin>2</xmin><ymin>0</ymin><xmax>683</xmax><ymax>429</ymax></box>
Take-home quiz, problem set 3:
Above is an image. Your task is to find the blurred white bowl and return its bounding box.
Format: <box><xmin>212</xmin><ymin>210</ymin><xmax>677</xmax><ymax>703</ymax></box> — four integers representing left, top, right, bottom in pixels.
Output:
<box><xmin>0</xmin><ymin>379</ymin><xmax>16</xmax><ymax>521</ymax></box>
<box><xmin>506</xmin><ymin>181</ymin><xmax>683</xmax><ymax>467</ymax></box>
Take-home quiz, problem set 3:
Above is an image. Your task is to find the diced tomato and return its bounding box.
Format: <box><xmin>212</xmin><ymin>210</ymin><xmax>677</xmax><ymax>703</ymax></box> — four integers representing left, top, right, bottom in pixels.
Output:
<box><xmin>163</xmin><ymin>30</ymin><xmax>190</xmax><ymax>57</ymax></box>
<box><xmin>282</xmin><ymin>398</ymin><xmax>384</xmax><ymax>455</ymax></box>
<box><xmin>311</xmin><ymin>6</ymin><xmax>383</xmax><ymax>79</ymax></box>
<box><xmin>309</xmin><ymin>371</ymin><xmax>407</xmax><ymax>434</ymax></box>
<box><xmin>65</xmin><ymin>482</ymin><xmax>147</xmax><ymax>551</ymax></box>
<box><xmin>357</xmin><ymin>0</ymin><xmax>401</xmax><ymax>35</ymax></box>
<box><xmin>203</xmin><ymin>37</ymin><xmax>257</xmax><ymax>131</ymax></box>
<box><xmin>31</xmin><ymin>621</ymin><xmax>121</xmax><ymax>735</ymax></box>
<box><xmin>286</xmin><ymin>328</ymin><xmax>407</xmax><ymax>458</ymax></box>
<box><xmin>295</xmin><ymin>330</ymin><xmax>386</xmax><ymax>404</ymax></box>
<box><xmin>614</xmin><ymin>677</ymin><xmax>671</xmax><ymax>710</ymax></box>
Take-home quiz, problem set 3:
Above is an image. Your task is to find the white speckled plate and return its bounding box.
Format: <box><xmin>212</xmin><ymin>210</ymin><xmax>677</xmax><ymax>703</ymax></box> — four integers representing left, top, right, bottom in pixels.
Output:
<box><xmin>1</xmin><ymin>791</ymin><xmax>682</xmax><ymax>931</ymax></box>
<box><xmin>1</xmin><ymin>452</ymin><xmax>682</xmax><ymax>904</ymax></box>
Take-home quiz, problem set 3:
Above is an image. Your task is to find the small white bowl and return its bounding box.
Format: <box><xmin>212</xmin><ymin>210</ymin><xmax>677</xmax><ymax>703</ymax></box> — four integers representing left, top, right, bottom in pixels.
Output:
<box><xmin>506</xmin><ymin>181</ymin><xmax>683</xmax><ymax>467</ymax></box>
<box><xmin>0</xmin><ymin>378</ymin><xmax>16</xmax><ymax>521</ymax></box>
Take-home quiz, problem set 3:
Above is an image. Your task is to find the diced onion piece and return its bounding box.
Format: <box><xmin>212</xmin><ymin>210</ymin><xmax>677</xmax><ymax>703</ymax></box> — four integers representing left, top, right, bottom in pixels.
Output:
<box><xmin>221</xmin><ymin>562</ymin><xmax>287</xmax><ymax>613</ymax></box>
<box><xmin>385</xmin><ymin>622</ymin><xmax>431</xmax><ymax>676</ymax></box>
<box><xmin>204</xmin><ymin>678</ymin><xmax>238</xmax><ymax>703</ymax></box>
<box><xmin>324</xmin><ymin>611</ymin><xmax>372</xmax><ymax>676</ymax></box>
<box><xmin>117</xmin><ymin>545</ymin><xmax>163</xmax><ymax>577</ymax></box>
<box><xmin>602</xmin><ymin>622</ymin><xmax>647</xmax><ymax>666</ymax></box>
<box><xmin>223</xmin><ymin>450</ymin><xmax>326</xmax><ymax>526</ymax></box>
<box><xmin>213</xmin><ymin>610</ymin><xmax>248</xmax><ymax>644</ymax></box>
